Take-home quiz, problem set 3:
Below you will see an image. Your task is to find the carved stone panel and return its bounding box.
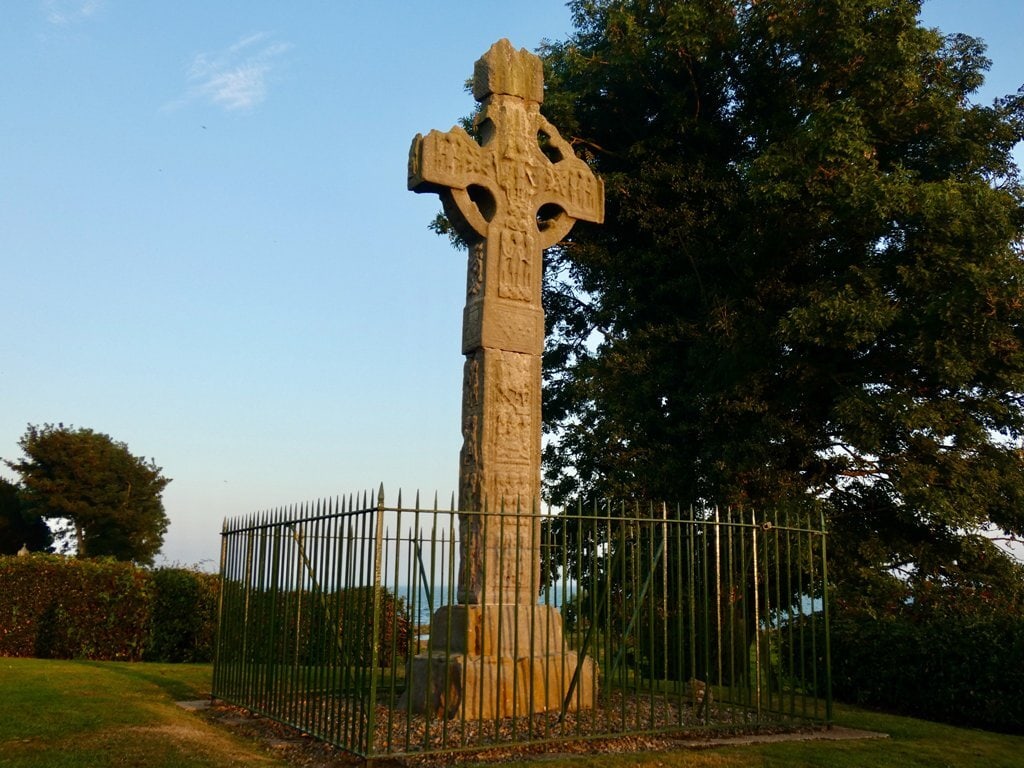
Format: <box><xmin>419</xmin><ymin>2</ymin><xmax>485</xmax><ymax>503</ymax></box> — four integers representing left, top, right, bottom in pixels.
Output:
<box><xmin>492</xmin><ymin>350</ymin><xmax>532</xmax><ymax>466</ymax></box>
<box><xmin>467</xmin><ymin>240</ymin><xmax>484</xmax><ymax>297</ymax></box>
<box><xmin>498</xmin><ymin>228</ymin><xmax>534</xmax><ymax>301</ymax></box>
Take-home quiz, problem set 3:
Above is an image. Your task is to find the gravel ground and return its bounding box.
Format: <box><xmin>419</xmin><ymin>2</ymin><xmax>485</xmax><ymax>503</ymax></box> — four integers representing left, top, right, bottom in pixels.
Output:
<box><xmin>202</xmin><ymin>690</ymin><xmax>825</xmax><ymax>767</ymax></box>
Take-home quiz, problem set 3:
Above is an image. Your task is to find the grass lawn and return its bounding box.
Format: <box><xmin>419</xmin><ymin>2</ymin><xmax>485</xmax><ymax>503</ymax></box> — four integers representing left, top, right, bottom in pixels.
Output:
<box><xmin>1</xmin><ymin>658</ymin><xmax>1021</xmax><ymax>767</ymax></box>
<box><xmin>0</xmin><ymin>658</ymin><xmax>286</xmax><ymax>768</ymax></box>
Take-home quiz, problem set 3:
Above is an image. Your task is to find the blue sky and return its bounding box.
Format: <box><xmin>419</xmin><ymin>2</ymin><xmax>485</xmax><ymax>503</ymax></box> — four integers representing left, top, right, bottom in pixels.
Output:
<box><xmin>2</xmin><ymin>1</ymin><xmax>1021</xmax><ymax>569</ymax></box>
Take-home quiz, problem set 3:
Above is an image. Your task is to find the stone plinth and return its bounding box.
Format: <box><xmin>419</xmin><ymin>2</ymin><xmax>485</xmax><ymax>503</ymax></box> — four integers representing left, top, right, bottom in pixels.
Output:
<box><xmin>402</xmin><ymin>651</ymin><xmax>597</xmax><ymax>721</ymax></box>
<box><xmin>400</xmin><ymin>604</ymin><xmax>597</xmax><ymax>719</ymax></box>
<box><xmin>430</xmin><ymin>603</ymin><xmax>562</xmax><ymax>656</ymax></box>
<box><xmin>401</xmin><ymin>607</ymin><xmax>596</xmax><ymax>719</ymax></box>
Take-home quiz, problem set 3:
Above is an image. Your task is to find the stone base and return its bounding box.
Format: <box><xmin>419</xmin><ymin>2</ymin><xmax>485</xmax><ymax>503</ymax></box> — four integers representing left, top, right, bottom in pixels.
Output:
<box><xmin>398</xmin><ymin>603</ymin><xmax>598</xmax><ymax>719</ymax></box>
<box><xmin>399</xmin><ymin>650</ymin><xmax>597</xmax><ymax>720</ymax></box>
<box><xmin>429</xmin><ymin>603</ymin><xmax>564</xmax><ymax>656</ymax></box>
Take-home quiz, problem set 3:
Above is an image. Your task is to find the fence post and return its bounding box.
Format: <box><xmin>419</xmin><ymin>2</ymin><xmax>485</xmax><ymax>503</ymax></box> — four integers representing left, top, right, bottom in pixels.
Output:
<box><xmin>819</xmin><ymin>507</ymin><xmax>833</xmax><ymax>726</ymax></box>
<box><xmin>366</xmin><ymin>484</ymin><xmax>386</xmax><ymax>756</ymax></box>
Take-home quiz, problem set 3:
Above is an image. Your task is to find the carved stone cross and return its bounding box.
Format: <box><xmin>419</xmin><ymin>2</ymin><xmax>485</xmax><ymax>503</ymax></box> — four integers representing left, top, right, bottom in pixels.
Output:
<box><xmin>402</xmin><ymin>40</ymin><xmax>602</xmax><ymax>719</ymax></box>
<box><xmin>409</xmin><ymin>38</ymin><xmax>604</xmax><ymax>606</ymax></box>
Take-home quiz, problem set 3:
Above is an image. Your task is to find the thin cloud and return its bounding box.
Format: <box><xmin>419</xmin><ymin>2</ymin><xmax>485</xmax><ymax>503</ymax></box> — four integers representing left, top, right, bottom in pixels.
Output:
<box><xmin>44</xmin><ymin>0</ymin><xmax>104</xmax><ymax>25</ymax></box>
<box><xmin>176</xmin><ymin>33</ymin><xmax>291</xmax><ymax>112</ymax></box>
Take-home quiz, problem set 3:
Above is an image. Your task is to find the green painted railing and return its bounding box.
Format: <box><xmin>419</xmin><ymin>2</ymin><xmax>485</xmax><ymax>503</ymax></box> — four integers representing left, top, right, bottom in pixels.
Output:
<box><xmin>213</xmin><ymin>489</ymin><xmax>832</xmax><ymax>758</ymax></box>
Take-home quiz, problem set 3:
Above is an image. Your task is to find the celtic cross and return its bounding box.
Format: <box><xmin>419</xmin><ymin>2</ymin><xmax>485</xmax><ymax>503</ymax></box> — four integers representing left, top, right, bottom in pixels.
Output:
<box><xmin>409</xmin><ymin>39</ymin><xmax>604</xmax><ymax>605</ymax></box>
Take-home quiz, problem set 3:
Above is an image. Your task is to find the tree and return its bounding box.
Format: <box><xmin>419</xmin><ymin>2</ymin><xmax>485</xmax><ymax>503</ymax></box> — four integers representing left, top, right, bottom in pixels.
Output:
<box><xmin>531</xmin><ymin>0</ymin><xmax>1024</xmax><ymax>606</ymax></box>
<box><xmin>0</xmin><ymin>476</ymin><xmax>53</xmax><ymax>555</ymax></box>
<box><xmin>5</xmin><ymin>424</ymin><xmax>171</xmax><ymax>565</ymax></box>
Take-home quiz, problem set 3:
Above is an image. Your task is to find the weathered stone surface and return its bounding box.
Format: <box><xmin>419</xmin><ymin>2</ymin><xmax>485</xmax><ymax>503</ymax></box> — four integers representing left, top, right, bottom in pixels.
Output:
<box><xmin>429</xmin><ymin>604</ymin><xmax>564</xmax><ymax>656</ymax></box>
<box><xmin>406</xmin><ymin>38</ymin><xmax>603</xmax><ymax>718</ymax></box>
<box><xmin>472</xmin><ymin>38</ymin><xmax>544</xmax><ymax>103</ymax></box>
<box><xmin>400</xmin><ymin>651</ymin><xmax>597</xmax><ymax>721</ymax></box>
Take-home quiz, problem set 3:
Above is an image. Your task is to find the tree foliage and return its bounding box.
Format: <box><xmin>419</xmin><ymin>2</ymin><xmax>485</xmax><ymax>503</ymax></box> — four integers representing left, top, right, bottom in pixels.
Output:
<box><xmin>0</xmin><ymin>477</ymin><xmax>52</xmax><ymax>555</ymax></box>
<box><xmin>533</xmin><ymin>0</ymin><xmax>1024</xmax><ymax>605</ymax></box>
<box><xmin>5</xmin><ymin>424</ymin><xmax>171</xmax><ymax>565</ymax></box>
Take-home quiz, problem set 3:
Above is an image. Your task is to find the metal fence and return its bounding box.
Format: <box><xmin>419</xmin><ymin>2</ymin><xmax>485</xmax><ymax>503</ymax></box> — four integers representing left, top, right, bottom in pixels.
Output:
<box><xmin>213</xmin><ymin>489</ymin><xmax>831</xmax><ymax>758</ymax></box>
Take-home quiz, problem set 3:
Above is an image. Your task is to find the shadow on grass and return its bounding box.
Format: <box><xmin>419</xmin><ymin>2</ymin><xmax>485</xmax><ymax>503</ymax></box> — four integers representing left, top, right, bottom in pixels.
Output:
<box><xmin>81</xmin><ymin>661</ymin><xmax>212</xmax><ymax>702</ymax></box>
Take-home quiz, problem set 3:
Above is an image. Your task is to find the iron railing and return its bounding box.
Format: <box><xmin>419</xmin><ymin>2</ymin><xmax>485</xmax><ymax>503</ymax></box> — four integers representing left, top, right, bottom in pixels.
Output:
<box><xmin>213</xmin><ymin>489</ymin><xmax>832</xmax><ymax>758</ymax></box>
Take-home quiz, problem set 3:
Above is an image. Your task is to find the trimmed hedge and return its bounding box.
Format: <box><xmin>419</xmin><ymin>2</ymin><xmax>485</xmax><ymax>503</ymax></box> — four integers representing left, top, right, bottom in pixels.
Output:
<box><xmin>144</xmin><ymin>566</ymin><xmax>220</xmax><ymax>663</ymax></box>
<box><xmin>0</xmin><ymin>555</ymin><xmax>150</xmax><ymax>659</ymax></box>
<box><xmin>0</xmin><ymin>555</ymin><xmax>218</xmax><ymax>662</ymax></box>
<box><xmin>827</xmin><ymin>607</ymin><xmax>1024</xmax><ymax>734</ymax></box>
<box><xmin>788</xmin><ymin>600</ymin><xmax>1024</xmax><ymax>735</ymax></box>
<box><xmin>218</xmin><ymin>584</ymin><xmax>411</xmax><ymax>669</ymax></box>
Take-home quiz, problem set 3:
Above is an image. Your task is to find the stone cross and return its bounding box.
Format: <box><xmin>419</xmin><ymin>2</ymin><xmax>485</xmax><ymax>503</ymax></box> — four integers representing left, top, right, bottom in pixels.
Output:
<box><xmin>409</xmin><ymin>39</ymin><xmax>604</xmax><ymax>606</ymax></box>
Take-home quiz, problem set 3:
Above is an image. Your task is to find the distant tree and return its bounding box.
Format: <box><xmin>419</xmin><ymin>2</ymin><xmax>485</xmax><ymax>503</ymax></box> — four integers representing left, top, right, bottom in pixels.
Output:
<box><xmin>0</xmin><ymin>476</ymin><xmax>52</xmax><ymax>555</ymax></box>
<box><xmin>528</xmin><ymin>0</ymin><xmax>1024</xmax><ymax>606</ymax></box>
<box><xmin>5</xmin><ymin>424</ymin><xmax>171</xmax><ymax>565</ymax></box>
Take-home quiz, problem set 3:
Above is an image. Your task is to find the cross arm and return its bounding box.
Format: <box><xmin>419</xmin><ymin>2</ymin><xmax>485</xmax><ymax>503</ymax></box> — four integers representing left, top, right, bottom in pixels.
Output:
<box><xmin>533</xmin><ymin>115</ymin><xmax>604</xmax><ymax>249</ymax></box>
<box><xmin>409</xmin><ymin>127</ymin><xmax>497</xmax><ymax>240</ymax></box>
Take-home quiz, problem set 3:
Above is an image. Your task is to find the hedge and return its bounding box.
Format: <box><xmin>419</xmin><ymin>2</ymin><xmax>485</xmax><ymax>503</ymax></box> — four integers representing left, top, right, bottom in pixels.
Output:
<box><xmin>787</xmin><ymin>602</ymin><xmax>1024</xmax><ymax>735</ymax></box>
<box><xmin>826</xmin><ymin>607</ymin><xmax>1024</xmax><ymax>734</ymax></box>
<box><xmin>144</xmin><ymin>565</ymin><xmax>220</xmax><ymax>663</ymax></box>
<box><xmin>216</xmin><ymin>583</ymin><xmax>411</xmax><ymax>669</ymax></box>
<box><xmin>0</xmin><ymin>555</ymin><xmax>218</xmax><ymax>662</ymax></box>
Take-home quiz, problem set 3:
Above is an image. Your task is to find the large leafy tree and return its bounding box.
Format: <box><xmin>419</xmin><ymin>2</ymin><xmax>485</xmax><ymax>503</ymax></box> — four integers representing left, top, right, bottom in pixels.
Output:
<box><xmin>5</xmin><ymin>424</ymin><xmax>171</xmax><ymax>565</ymax></box>
<box><xmin>535</xmin><ymin>0</ymin><xmax>1024</xmax><ymax>604</ymax></box>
